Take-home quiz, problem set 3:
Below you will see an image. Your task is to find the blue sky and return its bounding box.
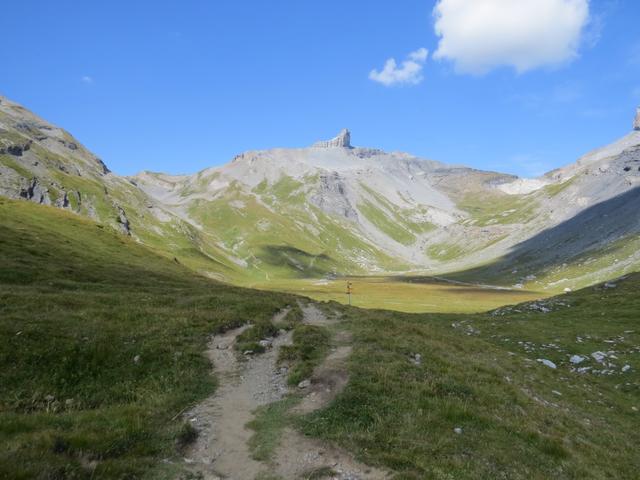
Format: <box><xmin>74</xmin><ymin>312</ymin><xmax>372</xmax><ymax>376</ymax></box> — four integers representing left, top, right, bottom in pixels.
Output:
<box><xmin>2</xmin><ymin>1</ymin><xmax>639</xmax><ymax>177</ymax></box>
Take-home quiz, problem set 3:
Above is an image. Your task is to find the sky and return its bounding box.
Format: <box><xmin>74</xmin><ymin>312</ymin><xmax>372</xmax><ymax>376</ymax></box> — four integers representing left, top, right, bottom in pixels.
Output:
<box><xmin>2</xmin><ymin>0</ymin><xmax>640</xmax><ymax>178</ymax></box>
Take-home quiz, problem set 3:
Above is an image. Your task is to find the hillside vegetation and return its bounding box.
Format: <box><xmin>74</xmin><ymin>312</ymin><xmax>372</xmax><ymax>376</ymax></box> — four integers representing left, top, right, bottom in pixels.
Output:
<box><xmin>0</xmin><ymin>199</ymin><xmax>296</xmax><ymax>479</ymax></box>
<box><xmin>301</xmin><ymin>276</ymin><xmax>640</xmax><ymax>479</ymax></box>
<box><xmin>1</xmin><ymin>199</ymin><xmax>639</xmax><ymax>479</ymax></box>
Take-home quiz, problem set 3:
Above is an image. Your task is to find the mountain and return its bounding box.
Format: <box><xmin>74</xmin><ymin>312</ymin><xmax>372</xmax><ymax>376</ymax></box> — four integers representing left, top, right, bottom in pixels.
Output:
<box><xmin>2</xmin><ymin>94</ymin><xmax>639</xmax><ymax>290</ymax></box>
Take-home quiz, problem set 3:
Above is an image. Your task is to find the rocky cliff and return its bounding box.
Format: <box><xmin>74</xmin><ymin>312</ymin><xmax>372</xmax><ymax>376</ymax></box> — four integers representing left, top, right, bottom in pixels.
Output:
<box><xmin>312</xmin><ymin>129</ymin><xmax>351</xmax><ymax>148</ymax></box>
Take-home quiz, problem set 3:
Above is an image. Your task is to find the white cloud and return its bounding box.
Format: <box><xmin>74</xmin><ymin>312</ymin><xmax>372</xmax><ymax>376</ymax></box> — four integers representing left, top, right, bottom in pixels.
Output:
<box><xmin>433</xmin><ymin>0</ymin><xmax>590</xmax><ymax>74</ymax></box>
<box><xmin>369</xmin><ymin>48</ymin><xmax>429</xmax><ymax>86</ymax></box>
<box><xmin>81</xmin><ymin>75</ymin><xmax>94</xmax><ymax>84</ymax></box>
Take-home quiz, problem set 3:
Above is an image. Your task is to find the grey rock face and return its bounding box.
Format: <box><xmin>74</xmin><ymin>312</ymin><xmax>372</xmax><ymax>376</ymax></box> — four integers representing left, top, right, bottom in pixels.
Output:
<box><xmin>634</xmin><ymin>107</ymin><xmax>640</xmax><ymax>131</ymax></box>
<box><xmin>310</xmin><ymin>171</ymin><xmax>358</xmax><ymax>220</ymax></box>
<box><xmin>19</xmin><ymin>178</ymin><xmax>51</xmax><ymax>205</ymax></box>
<box><xmin>116</xmin><ymin>206</ymin><xmax>131</xmax><ymax>235</ymax></box>
<box><xmin>312</xmin><ymin>129</ymin><xmax>351</xmax><ymax>148</ymax></box>
<box><xmin>1</xmin><ymin>140</ymin><xmax>32</xmax><ymax>156</ymax></box>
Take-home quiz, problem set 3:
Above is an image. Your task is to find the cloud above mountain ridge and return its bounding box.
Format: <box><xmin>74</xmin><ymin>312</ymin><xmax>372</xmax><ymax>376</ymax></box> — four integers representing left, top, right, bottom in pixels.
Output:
<box><xmin>433</xmin><ymin>0</ymin><xmax>591</xmax><ymax>74</ymax></box>
<box><xmin>369</xmin><ymin>48</ymin><xmax>429</xmax><ymax>86</ymax></box>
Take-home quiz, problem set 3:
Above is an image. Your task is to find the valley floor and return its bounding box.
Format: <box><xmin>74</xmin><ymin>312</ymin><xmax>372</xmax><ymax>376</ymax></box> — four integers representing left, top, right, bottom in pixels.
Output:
<box><xmin>250</xmin><ymin>276</ymin><xmax>543</xmax><ymax>314</ymax></box>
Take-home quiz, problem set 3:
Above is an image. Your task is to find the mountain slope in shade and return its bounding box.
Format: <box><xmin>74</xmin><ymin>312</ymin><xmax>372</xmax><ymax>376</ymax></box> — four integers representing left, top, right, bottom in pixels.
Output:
<box><xmin>1</xmin><ymin>93</ymin><xmax>639</xmax><ymax>290</ymax></box>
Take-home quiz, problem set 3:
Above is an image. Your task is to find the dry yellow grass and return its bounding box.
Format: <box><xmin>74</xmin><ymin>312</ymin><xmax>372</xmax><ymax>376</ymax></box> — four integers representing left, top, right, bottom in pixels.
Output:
<box><xmin>251</xmin><ymin>276</ymin><xmax>544</xmax><ymax>313</ymax></box>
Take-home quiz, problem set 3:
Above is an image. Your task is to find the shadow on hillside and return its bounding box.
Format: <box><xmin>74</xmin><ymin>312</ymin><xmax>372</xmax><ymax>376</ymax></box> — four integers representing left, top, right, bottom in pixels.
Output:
<box><xmin>259</xmin><ymin>245</ymin><xmax>332</xmax><ymax>278</ymax></box>
<box><xmin>441</xmin><ymin>185</ymin><xmax>640</xmax><ymax>283</ymax></box>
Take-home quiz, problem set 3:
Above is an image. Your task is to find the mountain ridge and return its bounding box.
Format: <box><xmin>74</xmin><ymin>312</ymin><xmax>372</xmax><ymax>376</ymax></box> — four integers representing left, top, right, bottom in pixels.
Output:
<box><xmin>2</xmin><ymin>93</ymin><xmax>639</xmax><ymax>291</ymax></box>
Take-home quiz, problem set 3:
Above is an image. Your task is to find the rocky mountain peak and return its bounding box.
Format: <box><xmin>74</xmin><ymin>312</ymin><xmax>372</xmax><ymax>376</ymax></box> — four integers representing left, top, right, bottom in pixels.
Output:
<box><xmin>634</xmin><ymin>107</ymin><xmax>640</xmax><ymax>131</ymax></box>
<box><xmin>312</xmin><ymin>129</ymin><xmax>351</xmax><ymax>148</ymax></box>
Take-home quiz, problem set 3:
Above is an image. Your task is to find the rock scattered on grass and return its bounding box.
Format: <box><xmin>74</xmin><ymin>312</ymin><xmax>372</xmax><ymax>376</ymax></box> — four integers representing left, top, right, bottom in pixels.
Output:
<box><xmin>537</xmin><ymin>359</ymin><xmax>557</xmax><ymax>369</ymax></box>
<box><xmin>570</xmin><ymin>355</ymin><xmax>586</xmax><ymax>364</ymax></box>
<box><xmin>410</xmin><ymin>353</ymin><xmax>422</xmax><ymax>365</ymax></box>
<box><xmin>298</xmin><ymin>379</ymin><xmax>311</xmax><ymax>389</ymax></box>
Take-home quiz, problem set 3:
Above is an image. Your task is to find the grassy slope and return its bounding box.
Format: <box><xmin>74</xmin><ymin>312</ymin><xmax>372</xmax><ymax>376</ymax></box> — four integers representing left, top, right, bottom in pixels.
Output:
<box><xmin>186</xmin><ymin>177</ymin><xmax>406</xmax><ymax>282</ymax></box>
<box><xmin>302</xmin><ymin>275</ymin><xmax>640</xmax><ymax>479</ymax></box>
<box><xmin>0</xmin><ymin>199</ymin><xmax>296</xmax><ymax>479</ymax></box>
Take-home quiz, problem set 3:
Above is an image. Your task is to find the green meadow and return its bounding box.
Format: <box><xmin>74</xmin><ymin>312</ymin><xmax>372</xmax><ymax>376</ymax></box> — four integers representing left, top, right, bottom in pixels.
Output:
<box><xmin>1</xmin><ymin>198</ymin><xmax>638</xmax><ymax>479</ymax></box>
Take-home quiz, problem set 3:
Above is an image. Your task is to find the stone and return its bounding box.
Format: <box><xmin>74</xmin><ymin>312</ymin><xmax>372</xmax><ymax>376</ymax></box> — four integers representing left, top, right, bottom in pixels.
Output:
<box><xmin>312</xmin><ymin>129</ymin><xmax>351</xmax><ymax>148</ymax></box>
<box><xmin>622</xmin><ymin>364</ymin><xmax>631</xmax><ymax>372</ymax></box>
<box><xmin>634</xmin><ymin>106</ymin><xmax>640</xmax><ymax>131</ymax></box>
<box><xmin>133</xmin><ymin>355</ymin><xmax>141</xmax><ymax>364</ymax></box>
<box><xmin>259</xmin><ymin>339</ymin><xmax>272</xmax><ymax>348</ymax></box>
<box><xmin>591</xmin><ymin>351</ymin><xmax>607</xmax><ymax>363</ymax></box>
<box><xmin>410</xmin><ymin>353</ymin><xmax>422</xmax><ymax>365</ymax></box>
<box><xmin>537</xmin><ymin>358</ymin><xmax>557</xmax><ymax>369</ymax></box>
<box><xmin>298</xmin><ymin>379</ymin><xmax>311</xmax><ymax>389</ymax></box>
<box><xmin>570</xmin><ymin>355</ymin><xmax>585</xmax><ymax>364</ymax></box>
<box><xmin>454</xmin><ymin>427</ymin><xmax>463</xmax><ymax>434</ymax></box>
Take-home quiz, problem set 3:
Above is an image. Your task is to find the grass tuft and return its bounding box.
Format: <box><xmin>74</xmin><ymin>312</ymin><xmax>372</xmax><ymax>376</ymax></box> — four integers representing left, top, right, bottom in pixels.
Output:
<box><xmin>246</xmin><ymin>396</ymin><xmax>299</xmax><ymax>462</ymax></box>
<box><xmin>279</xmin><ymin>325</ymin><xmax>330</xmax><ymax>385</ymax></box>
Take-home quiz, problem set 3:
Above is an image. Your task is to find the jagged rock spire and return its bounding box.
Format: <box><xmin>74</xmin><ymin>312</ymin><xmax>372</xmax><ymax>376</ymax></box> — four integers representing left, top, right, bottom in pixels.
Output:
<box><xmin>634</xmin><ymin>107</ymin><xmax>640</xmax><ymax>131</ymax></box>
<box><xmin>312</xmin><ymin>129</ymin><xmax>351</xmax><ymax>148</ymax></box>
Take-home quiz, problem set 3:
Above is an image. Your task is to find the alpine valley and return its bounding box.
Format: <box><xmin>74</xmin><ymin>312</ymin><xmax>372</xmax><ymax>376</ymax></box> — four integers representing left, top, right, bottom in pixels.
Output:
<box><xmin>2</xmin><ymin>95</ymin><xmax>639</xmax><ymax>296</ymax></box>
<box><xmin>3</xmin><ymin>94</ymin><xmax>640</xmax><ymax>480</ymax></box>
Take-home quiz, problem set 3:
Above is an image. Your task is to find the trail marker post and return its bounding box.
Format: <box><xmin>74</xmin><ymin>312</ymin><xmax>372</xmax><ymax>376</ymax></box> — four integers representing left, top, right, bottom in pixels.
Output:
<box><xmin>346</xmin><ymin>281</ymin><xmax>353</xmax><ymax>306</ymax></box>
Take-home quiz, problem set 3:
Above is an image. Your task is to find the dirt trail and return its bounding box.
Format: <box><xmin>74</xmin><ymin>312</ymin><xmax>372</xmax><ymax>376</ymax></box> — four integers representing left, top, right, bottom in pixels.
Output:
<box><xmin>182</xmin><ymin>304</ymin><xmax>389</xmax><ymax>480</ymax></box>
<box><xmin>184</xmin><ymin>310</ymin><xmax>292</xmax><ymax>479</ymax></box>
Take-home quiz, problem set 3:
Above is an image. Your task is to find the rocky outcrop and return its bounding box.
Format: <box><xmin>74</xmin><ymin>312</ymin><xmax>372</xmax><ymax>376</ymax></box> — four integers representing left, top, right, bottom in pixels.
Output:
<box><xmin>19</xmin><ymin>178</ymin><xmax>51</xmax><ymax>205</ymax></box>
<box><xmin>634</xmin><ymin>107</ymin><xmax>640</xmax><ymax>131</ymax></box>
<box><xmin>95</xmin><ymin>158</ymin><xmax>111</xmax><ymax>175</ymax></box>
<box><xmin>55</xmin><ymin>191</ymin><xmax>70</xmax><ymax>209</ymax></box>
<box><xmin>0</xmin><ymin>140</ymin><xmax>32</xmax><ymax>156</ymax></box>
<box><xmin>312</xmin><ymin>129</ymin><xmax>351</xmax><ymax>148</ymax></box>
<box><xmin>310</xmin><ymin>172</ymin><xmax>358</xmax><ymax>220</ymax></box>
<box><xmin>116</xmin><ymin>206</ymin><xmax>131</xmax><ymax>235</ymax></box>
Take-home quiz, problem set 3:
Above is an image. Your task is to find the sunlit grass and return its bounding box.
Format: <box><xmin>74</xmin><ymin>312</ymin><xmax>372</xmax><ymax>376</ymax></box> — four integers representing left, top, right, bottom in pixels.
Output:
<box><xmin>250</xmin><ymin>276</ymin><xmax>543</xmax><ymax>313</ymax></box>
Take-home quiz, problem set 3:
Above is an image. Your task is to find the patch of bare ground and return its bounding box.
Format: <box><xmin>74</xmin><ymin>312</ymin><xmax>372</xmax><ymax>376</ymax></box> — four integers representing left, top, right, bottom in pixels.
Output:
<box><xmin>180</xmin><ymin>305</ymin><xmax>390</xmax><ymax>480</ymax></box>
<box><xmin>183</xmin><ymin>322</ymin><xmax>292</xmax><ymax>479</ymax></box>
